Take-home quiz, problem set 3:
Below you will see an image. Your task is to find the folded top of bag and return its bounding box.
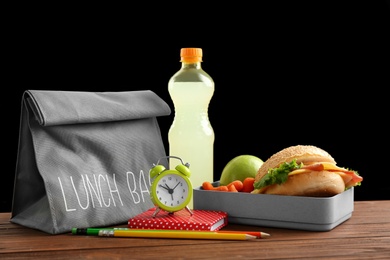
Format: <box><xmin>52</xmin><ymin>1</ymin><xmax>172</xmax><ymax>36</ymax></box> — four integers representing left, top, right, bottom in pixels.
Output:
<box><xmin>24</xmin><ymin>90</ymin><xmax>171</xmax><ymax>126</ymax></box>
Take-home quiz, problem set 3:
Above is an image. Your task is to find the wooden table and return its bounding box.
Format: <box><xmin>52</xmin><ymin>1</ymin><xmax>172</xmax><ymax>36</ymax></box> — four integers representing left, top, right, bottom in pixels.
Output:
<box><xmin>1</xmin><ymin>201</ymin><xmax>389</xmax><ymax>259</ymax></box>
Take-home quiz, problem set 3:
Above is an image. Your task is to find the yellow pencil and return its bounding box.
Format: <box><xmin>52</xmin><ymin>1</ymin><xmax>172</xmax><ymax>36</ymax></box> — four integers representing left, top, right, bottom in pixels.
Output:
<box><xmin>98</xmin><ymin>229</ymin><xmax>257</xmax><ymax>240</ymax></box>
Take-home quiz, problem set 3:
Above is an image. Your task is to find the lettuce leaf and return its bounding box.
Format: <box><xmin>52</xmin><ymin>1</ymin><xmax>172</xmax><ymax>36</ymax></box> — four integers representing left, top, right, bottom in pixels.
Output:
<box><xmin>254</xmin><ymin>159</ymin><xmax>303</xmax><ymax>189</ymax></box>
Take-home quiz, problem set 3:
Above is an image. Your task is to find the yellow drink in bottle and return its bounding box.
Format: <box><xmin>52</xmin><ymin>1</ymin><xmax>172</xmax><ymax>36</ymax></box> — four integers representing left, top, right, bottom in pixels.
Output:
<box><xmin>168</xmin><ymin>48</ymin><xmax>215</xmax><ymax>209</ymax></box>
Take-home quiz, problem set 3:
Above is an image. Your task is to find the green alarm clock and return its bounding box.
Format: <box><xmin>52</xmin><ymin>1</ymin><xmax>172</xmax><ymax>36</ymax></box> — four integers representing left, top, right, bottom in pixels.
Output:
<box><xmin>149</xmin><ymin>156</ymin><xmax>193</xmax><ymax>217</ymax></box>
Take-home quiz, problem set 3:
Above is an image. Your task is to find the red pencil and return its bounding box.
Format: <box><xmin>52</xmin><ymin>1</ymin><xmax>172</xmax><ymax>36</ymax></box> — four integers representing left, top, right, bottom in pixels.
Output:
<box><xmin>217</xmin><ymin>231</ymin><xmax>270</xmax><ymax>239</ymax></box>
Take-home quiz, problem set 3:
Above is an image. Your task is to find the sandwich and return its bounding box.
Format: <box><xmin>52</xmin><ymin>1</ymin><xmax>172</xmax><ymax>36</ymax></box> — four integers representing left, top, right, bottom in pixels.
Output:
<box><xmin>251</xmin><ymin>145</ymin><xmax>363</xmax><ymax>196</ymax></box>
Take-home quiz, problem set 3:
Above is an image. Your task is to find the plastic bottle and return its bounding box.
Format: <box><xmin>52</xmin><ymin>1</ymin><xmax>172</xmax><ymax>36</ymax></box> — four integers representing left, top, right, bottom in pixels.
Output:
<box><xmin>168</xmin><ymin>48</ymin><xmax>215</xmax><ymax>209</ymax></box>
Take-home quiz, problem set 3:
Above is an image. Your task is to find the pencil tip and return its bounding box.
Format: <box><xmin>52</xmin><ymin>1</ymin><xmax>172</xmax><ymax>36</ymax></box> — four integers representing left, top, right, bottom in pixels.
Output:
<box><xmin>246</xmin><ymin>234</ymin><xmax>258</xmax><ymax>240</ymax></box>
<box><xmin>261</xmin><ymin>232</ymin><xmax>271</xmax><ymax>238</ymax></box>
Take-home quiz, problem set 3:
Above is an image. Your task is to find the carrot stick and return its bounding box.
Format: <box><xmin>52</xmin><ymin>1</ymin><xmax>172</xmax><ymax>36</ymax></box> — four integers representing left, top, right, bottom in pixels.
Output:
<box><xmin>228</xmin><ymin>184</ymin><xmax>238</xmax><ymax>192</ymax></box>
<box><xmin>227</xmin><ymin>180</ymin><xmax>244</xmax><ymax>192</ymax></box>
<box><xmin>202</xmin><ymin>181</ymin><xmax>228</xmax><ymax>191</ymax></box>
<box><xmin>242</xmin><ymin>177</ymin><xmax>255</xmax><ymax>193</ymax></box>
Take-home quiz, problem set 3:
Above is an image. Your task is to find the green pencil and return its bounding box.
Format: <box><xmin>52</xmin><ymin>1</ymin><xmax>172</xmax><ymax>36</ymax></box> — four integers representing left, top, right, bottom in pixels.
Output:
<box><xmin>72</xmin><ymin>228</ymin><xmax>129</xmax><ymax>236</ymax></box>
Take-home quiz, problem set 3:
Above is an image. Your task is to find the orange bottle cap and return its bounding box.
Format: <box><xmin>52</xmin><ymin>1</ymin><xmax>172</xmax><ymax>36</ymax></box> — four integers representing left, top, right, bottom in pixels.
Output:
<box><xmin>180</xmin><ymin>48</ymin><xmax>203</xmax><ymax>63</ymax></box>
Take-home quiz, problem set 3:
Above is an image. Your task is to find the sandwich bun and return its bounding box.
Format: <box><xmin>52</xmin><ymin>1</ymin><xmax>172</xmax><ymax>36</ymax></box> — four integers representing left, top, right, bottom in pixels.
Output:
<box><xmin>253</xmin><ymin>145</ymin><xmax>347</xmax><ymax>197</ymax></box>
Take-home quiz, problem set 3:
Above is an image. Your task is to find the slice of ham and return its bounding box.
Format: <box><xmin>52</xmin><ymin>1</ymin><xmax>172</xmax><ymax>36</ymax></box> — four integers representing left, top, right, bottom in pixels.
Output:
<box><xmin>333</xmin><ymin>170</ymin><xmax>363</xmax><ymax>188</ymax></box>
<box><xmin>288</xmin><ymin>162</ymin><xmax>363</xmax><ymax>188</ymax></box>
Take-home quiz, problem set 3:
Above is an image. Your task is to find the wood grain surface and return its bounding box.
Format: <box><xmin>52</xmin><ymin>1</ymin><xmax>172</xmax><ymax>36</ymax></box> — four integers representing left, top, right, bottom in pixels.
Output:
<box><xmin>1</xmin><ymin>201</ymin><xmax>389</xmax><ymax>259</ymax></box>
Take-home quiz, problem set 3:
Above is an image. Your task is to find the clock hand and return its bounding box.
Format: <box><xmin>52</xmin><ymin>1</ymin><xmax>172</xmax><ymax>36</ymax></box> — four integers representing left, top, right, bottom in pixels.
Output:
<box><xmin>172</xmin><ymin>182</ymin><xmax>180</xmax><ymax>190</ymax></box>
<box><xmin>165</xmin><ymin>184</ymin><xmax>175</xmax><ymax>200</ymax></box>
<box><xmin>158</xmin><ymin>184</ymin><xmax>170</xmax><ymax>191</ymax></box>
<box><xmin>164</xmin><ymin>183</ymin><xmax>176</xmax><ymax>201</ymax></box>
<box><xmin>170</xmin><ymin>182</ymin><xmax>181</xmax><ymax>200</ymax></box>
<box><xmin>159</xmin><ymin>184</ymin><xmax>174</xmax><ymax>200</ymax></box>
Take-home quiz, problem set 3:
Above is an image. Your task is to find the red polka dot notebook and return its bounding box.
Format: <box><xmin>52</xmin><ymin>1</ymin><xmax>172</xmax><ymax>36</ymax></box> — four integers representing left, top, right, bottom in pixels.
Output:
<box><xmin>128</xmin><ymin>207</ymin><xmax>228</xmax><ymax>231</ymax></box>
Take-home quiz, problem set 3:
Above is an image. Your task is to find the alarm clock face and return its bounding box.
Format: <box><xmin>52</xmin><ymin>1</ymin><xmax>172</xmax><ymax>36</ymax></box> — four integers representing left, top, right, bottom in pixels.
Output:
<box><xmin>153</xmin><ymin>173</ymin><xmax>192</xmax><ymax>211</ymax></box>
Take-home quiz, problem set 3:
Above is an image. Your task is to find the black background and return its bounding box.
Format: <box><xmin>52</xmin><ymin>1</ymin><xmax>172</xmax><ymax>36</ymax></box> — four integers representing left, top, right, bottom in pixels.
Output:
<box><xmin>2</xmin><ymin>1</ymin><xmax>390</xmax><ymax>212</ymax></box>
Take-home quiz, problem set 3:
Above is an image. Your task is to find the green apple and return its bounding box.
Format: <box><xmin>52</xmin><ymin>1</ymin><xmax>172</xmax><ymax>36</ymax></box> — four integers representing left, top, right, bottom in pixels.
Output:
<box><xmin>219</xmin><ymin>155</ymin><xmax>263</xmax><ymax>186</ymax></box>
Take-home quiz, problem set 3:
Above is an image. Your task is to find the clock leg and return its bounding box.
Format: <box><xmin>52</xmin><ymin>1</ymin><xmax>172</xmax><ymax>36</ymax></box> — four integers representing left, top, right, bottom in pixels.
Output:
<box><xmin>185</xmin><ymin>206</ymin><xmax>193</xmax><ymax>216</ymax></box>
<box><xmin>152</xmin><ymin>207</ymin><xmax>161</xmax><ymax>218</ymax></box>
